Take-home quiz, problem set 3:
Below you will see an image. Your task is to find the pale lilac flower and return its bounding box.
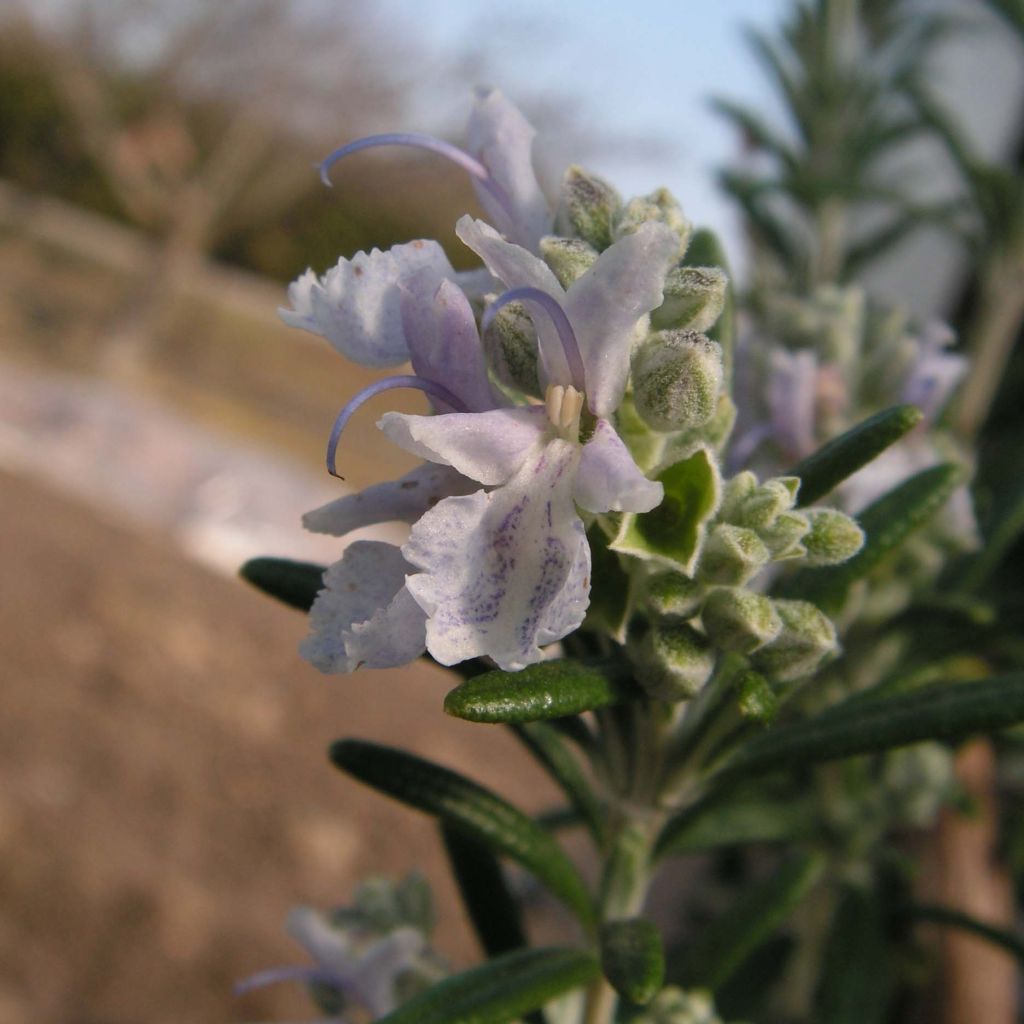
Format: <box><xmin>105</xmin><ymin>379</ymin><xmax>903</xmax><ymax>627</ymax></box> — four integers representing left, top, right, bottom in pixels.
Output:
<box><xmin>318</xmin><ymin>88</ymin><xmax>551</xmax><ymax>252</ymax></box>
<box><xmin>236</xmin><ymin>907</ymin><xmax>425</xmax><ymax>1021</ymax></box>
<box><xmin>301</xmin><ymin>221</ymin><xmax>678</xmax><ymax>672</ymax></box>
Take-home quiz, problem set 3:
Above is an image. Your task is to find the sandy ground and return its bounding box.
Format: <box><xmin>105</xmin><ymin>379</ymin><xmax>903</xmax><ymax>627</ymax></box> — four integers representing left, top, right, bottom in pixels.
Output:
<box><xmin>0</xmin><ymin>470</ymin><xmax>562</xmax><ymax>1024</ymax></box>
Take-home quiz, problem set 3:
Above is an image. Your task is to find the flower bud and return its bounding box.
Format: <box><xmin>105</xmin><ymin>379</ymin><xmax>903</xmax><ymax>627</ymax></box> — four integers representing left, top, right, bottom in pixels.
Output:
<box><xmin>753</xmin><ymin>599</ymin><xmax>837</xmax><ymax>682</ymax></box>
<box><xmin>760</xmin><ymin>510</ymin><xmax>811</xmax><ymax>560</ymax></box>
<box><xmin>631</xmin><ymin>622</ymin><xmax>715</xmax><ymax>701</ymax></box>
<box><xmin>555</xmin><ymin>164</ymin><xmax>621</xmax><ymax>250</ymax></box>
<box><xmin>701</xmin><ymin>587</ymin><xmax>782</xmax><ymax>653</ymax></box>
<box><xmin>731</xmin><ymin>477</ymin><xmax>800</xmax><ymax>529</ymax></box>
<box><xmin>539</xmin><ymin>236</ymin><xmax>599</xmax><ymax>288</ymax></box>
<box><xmin>632</xmin><ymin>986</ymin><xmax>722</xmax><ymax>1024</ymax></box>
<box><xmin>645</xmin><ymin>570</ymin><xmax>704</xmax><ymax>621</ymax></box>
<box><xmin>614</xmin><ymin>188</ymin><xmax>691</xmax><ymax>258</ymax></box>
<box><xmin>481</xmin><ymin>300</ymin><xmax>541</xmax><ymax>396</ymax></box>
<box><xmin>698</xmin><ymin>524</ymin><xmax>770</xmax><ymax>585</ymax></box>
<box><xmin>719</xmin><ymin>471</ymin><xmax>758</xmax><ymax>523</ymax></box>
<box><xmin>801</xmin><ymin>508</ymin><xmax>864</xmax><ymax>566</ymax></box>
<box><xmin>632</xmin><ymin>330</ymin><xmax>723</xmax><ymax>432</ymax></box>
<box><xmin>651</xmin><ymin>266</ymin><xmax>728</xmax><ymax>333</ymax></box>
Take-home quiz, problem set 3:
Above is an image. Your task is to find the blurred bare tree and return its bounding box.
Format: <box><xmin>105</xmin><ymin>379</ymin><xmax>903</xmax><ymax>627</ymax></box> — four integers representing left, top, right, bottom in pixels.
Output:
<box><xmin>5</xmin><ymin>0</ymin><xmax>410</xmax><ymax>373</ymax></box>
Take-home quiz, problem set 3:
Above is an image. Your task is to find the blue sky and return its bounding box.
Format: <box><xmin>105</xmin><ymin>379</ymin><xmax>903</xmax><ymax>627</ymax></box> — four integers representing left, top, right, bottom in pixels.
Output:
<box><xmin>379</xmin><ymin>1</ymin><xmax>789</xmax><ymax>273</ymax></box>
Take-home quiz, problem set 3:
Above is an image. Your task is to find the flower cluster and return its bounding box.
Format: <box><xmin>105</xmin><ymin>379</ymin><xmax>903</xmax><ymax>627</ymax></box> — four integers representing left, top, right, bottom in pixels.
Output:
<box><xmin>282</xmin><ymin>90</ymin><xmax>862</xmax><ymax>679</ymax></box>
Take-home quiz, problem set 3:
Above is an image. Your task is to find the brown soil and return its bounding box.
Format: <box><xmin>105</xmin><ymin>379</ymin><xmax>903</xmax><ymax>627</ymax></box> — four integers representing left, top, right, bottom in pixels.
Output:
<box><xmin>0</xmin><ymin>470</ymin><xmax>560</xmax><ymax>1024</ymax></box>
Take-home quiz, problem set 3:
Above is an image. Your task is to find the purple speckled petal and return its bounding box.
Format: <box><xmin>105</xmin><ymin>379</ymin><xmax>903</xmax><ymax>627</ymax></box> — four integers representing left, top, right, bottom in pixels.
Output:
<box><xmin>768</xmin><ymin>348</ymin><xmax>818</xmax><ymax>461</ymax></box>
<box><xmin>564</xmin><ymin>222</ymin><xmax>679</xmax><ymax>417</ymax></box>
<box><xmin>403</xmin><ymin>439</ymin><xmax>591</xmax><ymax>671</ymax></box>
<box><xmin>303</xmin><ymin>463</ymin><xmax>477</xmax><ymax>538</ymax></box>
<box><xmin>379</xmin><ymin>406</ymin><xmax>547</xmax><ymax>486</ymax></box>
<box><xmin>575</xmin><ymin>419</ymin><xmax>664</xmax><ymax>513</ymax></box>
<box><xmin>400</xmin><ymin>277</ymin><xmax>497</xmax><ymax>412</ymax></box>
<box><xmin>278</xmin><ymin>241</ymin><xmax>454</xmax><ymax>367</ymax></box>
<box><xmin>300</xmin><ymin>542</ymin><xmax>425</xmax><ymax>673</ymax></box>
<box><xmin>466</xmin><ymin>88</ymin><xmax>552</xmax><ymax>251</ymax></box>
<box><xmin>903</xmin><ymin>321</ymin><xmax>967</xmax><ymax>422</ymax></box>
<box><xmin>455</xmin><ymin>216</ymin><xmax>571</xmax><ymax>387</ymax></box>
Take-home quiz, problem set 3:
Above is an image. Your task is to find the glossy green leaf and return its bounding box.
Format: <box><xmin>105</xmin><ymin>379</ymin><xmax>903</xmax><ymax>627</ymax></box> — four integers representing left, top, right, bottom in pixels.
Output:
<box><xmin>511</xmin><ymin>722</ymin><xmax>606</xmax><ymax>845</ymax></box>
<box><xmin>600</xmin><ymin>918</ymin><xmax>665</xmax><ymax>1005</ymax></box>
<box><xmin>679</xmin><ymin>852</ymin><xmax>825</xmax><ymax>991</ymax></box>
<box><xmin>330</xmin><ymin>740</ymin><xmax>595</xmax><ymax>930</ymax></box>
<box><xmin>787</xmin><ymin>405</ymin><xmax>924</xmax><ymax>506</ymax></box>
<box><xmin>715</xmin><ymin>673</ymin><xmax>1024</xmax><ymax>785</ymax></box>
<box><xmin>781</xmin><ymin>463</ymin><xmax>962</xmax><ymax>612</ymax></box>
<box><xmin>611</xmin><ymin>447</ymin><xmax>721</xmax><ymax>575</ymax></box>
<box><xmin>376</xmin><ymin>946</ymin><xmax>599</xmax><ymax>1024</ymax></box>
<box><xmin>239</xmin><ymin>557</ymin><xmax>324</xmax><ymax>611</ymax></box>
<box><xmin>440</xmin><ymin>824</ymin><xmax>528</xmax><ymax>960</ymax></box>
<box><xmin>445</xmin><ymin>660</ymin><xmax>631</xmax><ymax>724</ymax></box>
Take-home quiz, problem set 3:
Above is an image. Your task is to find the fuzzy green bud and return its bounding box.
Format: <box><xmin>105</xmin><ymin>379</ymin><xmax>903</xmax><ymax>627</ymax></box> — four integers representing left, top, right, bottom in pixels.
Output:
<box><xmin>731</xmin><ymin>477</ymin><xmax>800</xmax><ymax>529</ymax></box>
<box><xmin>651</xmin><ymin>266</ymin><xmax>728</xmax><ymax>333</ymax></box>
<box><xmin>646</xmin><ymin>571</ymin><xmax>704</xmax><ymax>621</ymax></box>
<box><xmin>556</xmin><ymin>164</ymin><xmax>621</xmax><ymax>250</ymax></box>
<box><xmin>614</xmin><ymin>188</ymin><xmax>691</xmax><ymax>258</ymax></box>
<box><xmin>539</xmin><ymin>236</ymin><xmax>599</xmax><ymax>288</ymax></box>
<box><xmin>801</xmin><ymin>508</ymin><xmax>865</xmax><ymax>566</ymax></box>
<box><xmin>631</xmin><ymin>622</ymin><xmax>715</xmax><ymax>701</ymax></box>
<box><xmin>632</xmin><ymin>330</ymin><xmax>723</xmax><ymax>432</ymax></box>
<box><xmin>753</xmin><ymin>599</ymin><xmax>837</xmax><ymax>682</ymax></box>
<box><xmin>760</xmin><ymin>510</ymin><xmax>811</xmax><ymax>560</ymax></box>
<box><xmin>701</xmin><ymin>587</ymin><xmax>783</xmax><ymax>653</ymax></box>
<box><xmin>719</xmin><ymin>471</ymin><xmax>758</xmax><ymax>522</ymax></box>
<box><xmin>482</xmin><ymin>300</ymin><xmax>541</xmax><ymax>396</ymax></box>
<box><xmin>698</xmin><ymin>524</ymin><xmax>770</xmax><ymax>585</ymax></box>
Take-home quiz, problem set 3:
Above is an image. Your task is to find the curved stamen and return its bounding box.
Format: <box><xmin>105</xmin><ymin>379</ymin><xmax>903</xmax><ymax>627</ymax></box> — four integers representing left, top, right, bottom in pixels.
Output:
<box><xmin>483</xmin><ymin>287</ymin><xmax>586</xmax><ymax>391</ymax></box>
<box><xmin>326</xmin><ymin>375</ymin><xmax>469</xmax><ymax>479</ymax></box>
<box><xmin>318</xmin><ymin>132</ymin><xmax>517</xmax><ymax>230</ymax></box>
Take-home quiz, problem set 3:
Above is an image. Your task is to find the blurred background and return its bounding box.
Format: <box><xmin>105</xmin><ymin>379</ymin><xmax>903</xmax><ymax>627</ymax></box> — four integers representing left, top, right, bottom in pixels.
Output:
<box><xmin>0</xmin><ymin>1</ymin><xmax>1020</xmax><ymax>1021</ymax></box>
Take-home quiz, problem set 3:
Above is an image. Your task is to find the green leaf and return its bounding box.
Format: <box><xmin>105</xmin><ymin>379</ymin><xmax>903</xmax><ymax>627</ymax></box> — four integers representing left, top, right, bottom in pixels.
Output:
<box><xmin>787</xmin><ymin>405</ymin><xmax>924</xmax><ymax>506</ymax></box>
<box><xmin>960</xmin><ymin>478</ymin><xmax>1024</xmax><ymax>592</ymax></box>
<box><xmin>375</xmin><ymin>946</ymin><xmax>599</xmax><ymax>1024</ymax></box>
<box><xmin>600</xmin><ymin>918</ymin><xmax>665</xmax><ymax>1005</ymax></box>
<box><xmin>781</xmin><ymin>463</ymin><xmax>962</xmax><ymax>612</ymax></box>
<box><xmin>440</xmin><ymin>824</ymin><xmax>528</xmax><ymax>960</ymax></box>
<box><xmin>655</xmin><ymin>788</ymin><xmax>817</xmax><ymax>858</ymax></box>
<box><xmin>585</xmin><ymin>524</ymin><xmax>633</xmax><ymax>642</ymax></box>
<box><xmin>815</xmin><ymin>886</ymin><xmax>894</xmax><ymax>1024</ymax></box>
<box><xmin>737</xmin><ymin>670</ymin><xmax>779</xmax><ymax>724</ymax></box>
<box><xmin>445</xmin><ymin>660</ymin><xmax>631</xmax><ymax>724</ymax></box>
<box><xmin>239</xmin><ymin>557</ymin><xmax>324</xmax><ymax>611</ymax></box>
<box><xmin>611</xmin><ymin>447</ymin><xmax>721</xmax><ymax>574</ymax></box>
<box><xmin>901</xmin><ymin>903</ymin><xmax>1024</xmax><ymax>965</ymax></box>
<box><xmin>715</xmin><ymin>673</ymin><xmax>1024</xmax><ymax>784</ymax></box>
<box><xmin>679</xmin><ymin>852</ymin><xmax>825</xmax><ymax>991</ymax></box>
<box><xmin>511</xmin><ymin>722</ymin><xmax>607</xmax><ymax>845</ymax></box>
<box><xmin>330</xmin><ymin>740</ymin><xmax>596</xmax><ymax>930</ymax></box>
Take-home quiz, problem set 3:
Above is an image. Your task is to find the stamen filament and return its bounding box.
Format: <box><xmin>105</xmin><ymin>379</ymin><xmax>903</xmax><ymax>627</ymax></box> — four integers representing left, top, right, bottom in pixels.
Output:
<box><xmin>234</xmin><ymin>965</ymin><xmax>340</xmax><ymax>996</ymax></box>
<box><xmin>318</xmin><ymin>132</ymin><xmax>517</xmax><ymax>232</ymax></box>
<box><xmin>326</xmin><ymin>375</ymin><xmax>468</xmax><ymax>479</ymax></box>
<box><xmin>483</xmin><ymin>287</ymin><xmax>587</xmax><ymax>392</ymax></box>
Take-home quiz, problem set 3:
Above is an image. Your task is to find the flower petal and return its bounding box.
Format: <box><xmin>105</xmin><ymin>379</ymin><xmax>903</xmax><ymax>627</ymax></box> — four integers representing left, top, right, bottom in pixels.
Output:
<box><xmin>768</xmin><ymin>348</ymin><xmax>818</xmax><ymax>460</ymax></box>
<box><xmin>400</xmin><ymin>277</ymin><xmax>497</xmax><ymax>412</ymax></box>
<box><xmin>300</xmin><ymin>542</ymin><xmax>426</xmax><ymax>673</ymax></box>
<box><xmin>379</xmin><ymin>407</ymin><xmax>547</xmax><ymax>486</ymax></box>
<box><xmin>575</xmin><ymin>418</ymin><xmax>664</xmax><ymax>513</ymax></box>
<box><xmin>565</xmin><ymin>222</ymin><xmax>679</xmax><ymax>416</ymax></box>
<box><xmin>466</xmin><ymin>88</ymin><xmax>551</xmax><ymax>251</ymax></box>
<box><xmin>403</xmin><ymin>440</ymin><xmax>591</xmax><ymax>671</ymax></box>
<box><xmin>279</xmin><ymin>241</ymin><xmax>454</xmax><ymax>367</ymax></box>
<box><xmin>303</xmin><ymin>464</ymin><xmax>476</xmax><ymax>537</ymax></box>
<box><xmin>456</xmin><ymin>216</ymin><xmax>572</xmax><ymax>387</ymax></box>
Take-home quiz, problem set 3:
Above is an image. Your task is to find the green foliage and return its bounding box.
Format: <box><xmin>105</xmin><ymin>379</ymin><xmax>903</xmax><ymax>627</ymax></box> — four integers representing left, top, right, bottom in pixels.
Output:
<box><xmin>788</xmin><ymin>405</ymin><xmax>924</xmax><ymax>506</ymax></box>
<box><xmin>374</xmin><ymin>947</ymin><xmax>600</xmax><ymax>1024</ymax></box>
<box><xmin>444</xmin><ymin>660</ymin><xmax>632</xmax><ymax>723</ymax></box>
<box><xmin>239</xmin><ymin>556</ymin><xmax>324</xmax><ymax>611</ymax></box>
<box><xmin>330</xmin><ymin>740</ymin><xmax>596</xmax><ymax>930</ymax></box>
<box><xmin>600</xmin><ymin>918</ymin><xmax>666</xmax><ymax>1005</ymax></box>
